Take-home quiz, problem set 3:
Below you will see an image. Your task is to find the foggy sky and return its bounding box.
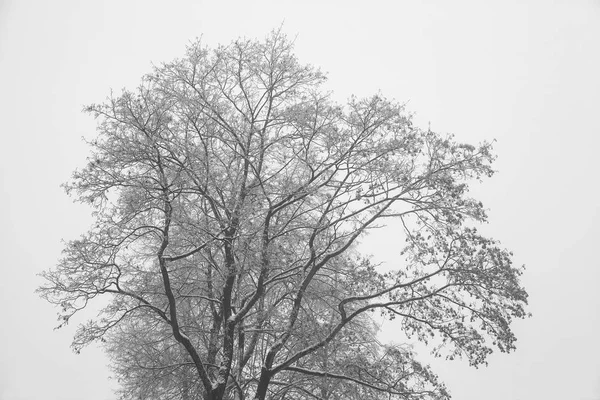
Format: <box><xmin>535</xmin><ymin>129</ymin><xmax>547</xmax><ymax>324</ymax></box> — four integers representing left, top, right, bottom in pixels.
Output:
<box><xmin>1</xmin><ymin>1</ymin><xmax>599</xmax><ymax>399</ymax></box>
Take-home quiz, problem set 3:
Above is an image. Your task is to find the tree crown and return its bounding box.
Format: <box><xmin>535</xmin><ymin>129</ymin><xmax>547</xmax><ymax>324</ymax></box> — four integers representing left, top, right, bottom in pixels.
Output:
<box><xmin>39</xmin><ymin>29</ymin><xmax>528</xmax><ymax>400</ymax></box>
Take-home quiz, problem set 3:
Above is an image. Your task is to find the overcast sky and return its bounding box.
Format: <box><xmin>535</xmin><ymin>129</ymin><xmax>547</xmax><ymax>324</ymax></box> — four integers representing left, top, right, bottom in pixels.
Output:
<box><xmin>1</xmin><ymin>1</ymin><xmax>599</xmax><ymax>399</ymax></box>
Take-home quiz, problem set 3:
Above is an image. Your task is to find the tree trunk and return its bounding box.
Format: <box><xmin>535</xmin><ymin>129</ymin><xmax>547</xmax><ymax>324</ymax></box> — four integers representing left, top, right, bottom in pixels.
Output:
<box><xmin>254</xmin><ymin>368</ymin><xmax>271</xmax><ymax>400</ymax></box>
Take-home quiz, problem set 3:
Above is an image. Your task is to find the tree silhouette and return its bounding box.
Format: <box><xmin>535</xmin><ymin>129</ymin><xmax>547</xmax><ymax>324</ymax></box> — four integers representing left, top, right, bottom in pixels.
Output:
<box><xmin>39</xmin><ymin>29</ymin><xmax>528</xmax><ymax>400</ymax></box>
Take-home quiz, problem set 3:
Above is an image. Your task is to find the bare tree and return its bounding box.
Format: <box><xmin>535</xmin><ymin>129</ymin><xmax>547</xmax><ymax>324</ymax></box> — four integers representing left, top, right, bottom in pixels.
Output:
<box><xmin>39</xmin><ymin>29</ymin><xmax>529</xmax><ymax>400</ymax></box>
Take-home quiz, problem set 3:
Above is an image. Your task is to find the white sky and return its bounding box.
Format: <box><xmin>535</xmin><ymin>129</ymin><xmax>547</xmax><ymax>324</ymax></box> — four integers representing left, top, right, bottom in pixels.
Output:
<box><xmin>1</xmin><ymin>1</ymin><xmax>599</xmax><ymax>399</ymax></box>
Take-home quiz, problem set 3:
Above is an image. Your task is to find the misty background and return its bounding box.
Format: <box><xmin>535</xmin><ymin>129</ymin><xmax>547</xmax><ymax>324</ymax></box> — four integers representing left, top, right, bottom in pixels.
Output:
<box><xmin>1</xmin><ymin>1</ymin><xmax>599</xmax><ymax>399</ymax></box>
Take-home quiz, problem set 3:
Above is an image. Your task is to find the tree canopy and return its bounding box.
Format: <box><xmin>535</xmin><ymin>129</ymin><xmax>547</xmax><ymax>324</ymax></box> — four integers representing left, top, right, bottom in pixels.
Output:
<box><xmin>39</xmin><ymin>29</ymin><xmax>529</xmax><ymax>400</ymax></box>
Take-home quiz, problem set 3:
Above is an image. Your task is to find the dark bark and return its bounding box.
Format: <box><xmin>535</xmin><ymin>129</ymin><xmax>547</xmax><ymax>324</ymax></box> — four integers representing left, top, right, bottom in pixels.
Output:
<box><xmin>254</xmin><ymin>367</ymin><xmax>272</xmax><ymax>400</ymax></box>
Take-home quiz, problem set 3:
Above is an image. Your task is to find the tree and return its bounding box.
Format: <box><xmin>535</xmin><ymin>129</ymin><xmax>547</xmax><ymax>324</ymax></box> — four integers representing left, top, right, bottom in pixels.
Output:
<box><xmin>39</xmin><ymin>29</ymin><xmax>529</xmax><ymax>400</ymax></box>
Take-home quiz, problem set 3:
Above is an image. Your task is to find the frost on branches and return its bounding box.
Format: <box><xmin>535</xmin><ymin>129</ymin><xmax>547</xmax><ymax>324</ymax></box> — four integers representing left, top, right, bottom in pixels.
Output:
<box><xmin>39</xmin><ymin>30</ymin><xmax>528</xmax><ymax>400</ymax></box>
